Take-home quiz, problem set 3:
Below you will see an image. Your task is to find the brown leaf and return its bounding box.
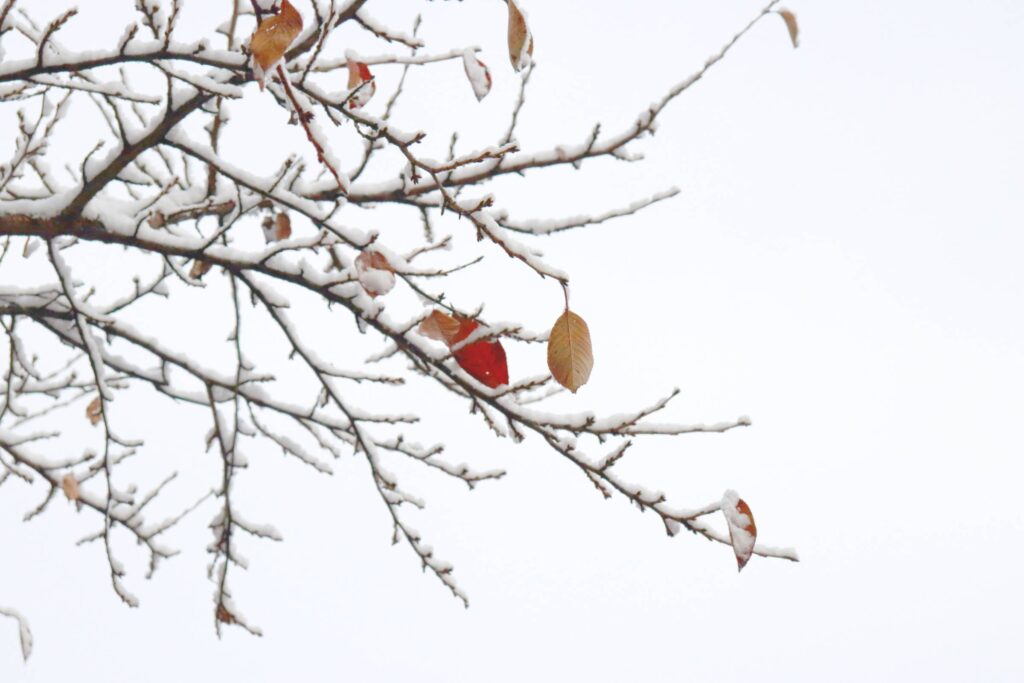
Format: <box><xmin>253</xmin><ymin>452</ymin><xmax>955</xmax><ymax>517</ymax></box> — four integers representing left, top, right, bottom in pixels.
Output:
<box><xmin>86</xmin><ymin>396</ymin><xmax>102</xmax><ymax>426</ymax></box>
<box><xmin>355</xmin><ymin>250</ymin><xmax>396</xmax><ymax>298</ymax></box>
<box><xmin>777</xmin><ymin>9</ymin><xmax>799</xmax><ymax>48</ymax></box>
<box><xmin>189</xmin><ymin>259</ymin><xmax>213</xmax><ymax>280</ymax></box>
<box><xmin>61</xmin><ymin>473</ymin><xmax>80</xmax><ymax>502</ymax></box>
<box><xmin>547</xmin><ymin>310</ymin><xmax>593</xmax><ymax>393</ymax></box>
<box><xmin>722</xmin><ymin>490</ymin><xmax>758</xmax><ymax>571</ymax></box>
<box><xmin>216</xmin><ymin>604</ymin><xmax>236</xmax><ymax>625</ymax></box>
<box><xmin>418</xmin><ymin>310</ymin><xmax>461</xmax><ymax>345</ymax></box>
<box><xmin>250</xmin><ymin>0</ymin><xmax>303</xmax><ymax>88</ymax></box>
<box><xmin>507</xmin><ymin>0</ymin><xmax>534</xmax><ymax>72</ymax></box>
<box><xmin>263</xmin><ymin>212</ymin><xmax>291</xmax><ymax>242</ymax></box>
<box><xmin>346</xmin><ymin>60</ymin><xmax>376</xmax><ymax>110</ymax></box>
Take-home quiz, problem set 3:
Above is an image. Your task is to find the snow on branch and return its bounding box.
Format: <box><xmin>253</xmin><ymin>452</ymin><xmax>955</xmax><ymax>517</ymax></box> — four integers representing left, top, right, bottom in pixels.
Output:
<box><xmin>0</xmin><ymin>0</ymin><xmax>799</xmax><ymax>639</ymax></box>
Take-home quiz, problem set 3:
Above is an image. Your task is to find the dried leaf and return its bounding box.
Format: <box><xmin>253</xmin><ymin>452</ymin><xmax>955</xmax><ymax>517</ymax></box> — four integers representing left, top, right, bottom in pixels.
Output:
<box><xmin>507</xmin><ymin>0</ymin><xmax>534</xmax><ymax>72</ymax></box>
<box><xmin>451</xmin><ymin>319</ymin><xmax>509</xmax><ymax>389</ymax></box>
<box><xmin>86</xmin><ymin>396</ymin><xmax>102</xmax><ymax>426</ymax></box>
<box><xmin>346</xmin><ymin>60</ymin><xmax>376</xmax><ymax>110</ymax></box>
<box><xmin>263</xmin><ymin>212</ymin><xmax>291</xmax><ymax>242</ymax></box>
<box><xmin>147</xmin><ymin>211</ymin><xmax>166</xmax><ymax>229</ymax></box>
<box><xmin>777</xmin><ymin>9</ymin><xmax>799</xmax><ymax>48</ymax></box>
<box><xmin>722</xmin><ymin>490</ymin><xmax>758</xmax><ymax>571</ymax></box>
<box><xmin>189</xmin><ymin>259</ymin><xmax>213</xmax><ymax>280</ymax></box>
<box><xmin>215</xmin><ymin>606</ymin><xmax>234</xmax><ymax>626</ymax></box>
<box><xmin>61</xmin><ymin>473</ymin><xmax>80</xmax><ymax>502</ymax></box>
<box><xmin>355</xmin><ymin>250</ymin><xmax>396</xmax><ymax>298</ymax></box>
<box><xmin>250</xmin><ymin>0</ymin><xmax>303</xmax><ymax>88</ymax></box>
<box><xmin>462</xmin><ymin>50</ymin><xmax>492</xmax><ymax>101</ymax></box>
<box><xmin>418</xmin><ymin>310</ymin><xmax>462</xmax><ymax>345</ymax></box>
<box><xmin>547</xmin><ymin>310</ymin><xmax>593</xmax><ymax>393</ymax></box>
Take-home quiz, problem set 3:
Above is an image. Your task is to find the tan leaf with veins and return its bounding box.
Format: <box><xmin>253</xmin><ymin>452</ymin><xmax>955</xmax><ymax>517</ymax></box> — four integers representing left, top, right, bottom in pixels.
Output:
<box><xmin>547</xmin><ymin>310</ymin><xmax>593</xmax><ymax>393</ymax></box>
<box><xmin>507</xmin><ymin>0</ymin><xmax>534</xmax><ymax>72</ymax></box>
<box><xmin>250</xmin><ymin>0</ymin><xmax>303</xmax><ymax>88</ymax></box>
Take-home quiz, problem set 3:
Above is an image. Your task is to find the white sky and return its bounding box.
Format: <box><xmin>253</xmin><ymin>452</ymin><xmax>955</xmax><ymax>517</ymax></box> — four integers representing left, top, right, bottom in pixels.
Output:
<box><xmin>2</xmin><ymin>0</ymin><xmax>1023</xmax><ymax>680</ymax></box>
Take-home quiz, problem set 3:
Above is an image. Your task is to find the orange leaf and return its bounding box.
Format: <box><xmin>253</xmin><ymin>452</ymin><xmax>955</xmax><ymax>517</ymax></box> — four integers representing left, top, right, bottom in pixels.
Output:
<box><xmin>346</xmin><ymin>60</ymin><xmax>376</xmax><ymax>110</ymax></box>
<box><xmin>507</xmin><ymin>0</ymin><xmax>534</xmax><ymax>72</ymax></box>
<box><xmin>86</xmin><ymin>396</ymin><xmax>102</xmax><ymax>426</ymax></box>
<box><xmin>355</xmin><ymin>250</ymin><xmax>396</xmax><ymax>298</ymax></box>
<box><xmin>250</xmin><ymin>0</ymin><xmax>303</xmax><ymax>87</ymax></box>
<box><xmin>722</xmin><ymin>490</ymin><xmax>758</xmax><ymax>571</ymax></box>
<box><xmin>61</xmin><ymin>473</ymin><xmax>80</xmax><ymax>502</ymax></box>
<box><xmin>547</xmin><ymin>310</ymin><xmax>593</xmax><ymax>393</ymax></box>
<box><xmin>777</xmin><ymin>9</ymin><xmax>799</xmax><ymax>48</ymax></box>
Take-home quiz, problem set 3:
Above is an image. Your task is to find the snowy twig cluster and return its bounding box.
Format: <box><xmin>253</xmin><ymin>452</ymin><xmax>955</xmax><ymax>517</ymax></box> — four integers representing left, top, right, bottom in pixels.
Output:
<box><xmin>0</xmin><ymin>0</ymin><xmax>797</xmax><ymax>645</ymax></box>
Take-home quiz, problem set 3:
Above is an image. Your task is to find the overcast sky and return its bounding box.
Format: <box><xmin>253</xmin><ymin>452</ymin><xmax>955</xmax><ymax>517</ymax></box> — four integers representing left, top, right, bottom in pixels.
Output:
<box><xmin>2</xmin><ymin>0</ymin><xmax>1023</xmax><ymax>680</ymax></box>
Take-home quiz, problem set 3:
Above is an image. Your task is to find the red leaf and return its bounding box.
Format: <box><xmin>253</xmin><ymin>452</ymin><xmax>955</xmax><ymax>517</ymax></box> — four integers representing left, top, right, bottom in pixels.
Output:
<box><xmin>346</xmin><ymin>60</ymin><xmax>376</xmax><ymax>110</ymax></box>
<box><xmin>419</xmin><ymin>312</ymin><xmax>509</xmax><ymax>388</ymax></box>
<box><xmin>451</xmin><ymin>319</ymin><xmax>508</xmax><ymax>389</ymax></box>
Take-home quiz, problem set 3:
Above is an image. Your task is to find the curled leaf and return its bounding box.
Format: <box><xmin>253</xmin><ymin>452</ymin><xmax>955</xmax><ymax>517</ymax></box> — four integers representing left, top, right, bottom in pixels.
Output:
<box><xmin>777</xmin><ymin>9</ymin><xmax>799</xmax><ymax>48</ymax></box>
<box><xmin>547</xmin><ymin>310</ymin><xmax>593</xmax><ymax>393</ymax></box>
<box><xmin>355</xmin><ymin>250</ymin><xmax>396</xmax><ymax>298</ymax></box>
<box><xmin>507</xmin><ymin>0</ymin><xmax>534</xmax><ymax>72</ymax></box>
<box><xmin>346</xmin><ymin>60</ymin><xmax>376</xmax><ymax>110</ymax></box>
<box><xmin>86</xmin><ymin>396</ymin><xmax>102</xmax><ymax>426</ymax></box>
<box><xmin>250</xmin><ymin>0</ymin><xmax>303</xmax><ymax>88</ymax></box>
<box><xmin>61</xmin><ymin>473</ymin><xmax>80</xmax><ymax>502</ymax></box>
<box><xmin>189</xmin><ymin>259</ymin><xmax>213</xmax><ymax>280</ymax></box>
<box><xmin>462</xmin><ymin>49</ymin><xmax>492</xmax><ymax>101</ymax></box>
<box><xmin>722</xmin><ymin>490</ymin><xmax>757</xmax><ymax>571</ymax></box>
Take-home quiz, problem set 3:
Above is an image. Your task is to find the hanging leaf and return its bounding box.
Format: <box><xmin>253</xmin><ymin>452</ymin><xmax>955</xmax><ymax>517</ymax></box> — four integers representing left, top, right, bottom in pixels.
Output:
<box><xmin>262</xmin><ymin>212</ymin><xmax>292</xmax><ymax>242</ymax></box>
<box><xmin>86</xmin><ymin>396</ymin><xmax>102</xmax><ymax>426</ymax></box>
<box><xmin>507</xmin><ymin>0</ymin><xmax>534</xmax><ymax>72</ymax></box>
<box><xmin>346</xmin><ymin>60</ymin><xmax>376</xmax><ymax>110</ymax></box>
<box><xmin>721</xmin><ymin>490</ymin><xmax>757</xmax><ymax>571</ymax></box>
<box><xmin>189</xmin><ymin>258</ymin><xmax>213</xmax><ymax>280</ymax></box>
<box><xmin>418</xmin><ymin>311</ymin><xmax>509</xmax><ymax>388</ymax></box>
<box><xmin>451</xmin><ymin>319</ymin><xmax>509</xmax><ymax>389</ymax></box>
<box><xmin>250</xmin><ymin>0</ymin><xmax>303</xmax><ymax>89</ymax></box>
<box><xmin>462</xmin><ymin>49</ymin><xmax>492</xmax><ymax>101</ymax></box>
<box><xmin>355</xmin><ymin>250</ymin><xmax>396</xmax><ymax>298</ymax></box>
<box><xmin>61</xmin><ymin>473</ymin><xmax>80</xmax><ymax>502</ymax></box>
<box><xmin>777</xmin><ymin>9</ymin><xmax>799</xmax><ymax>48</ymax></box>
<box><xmin>547</xmin><ymin>310</ymin><xmax>593</xmax><ymax>393</ymax></box>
